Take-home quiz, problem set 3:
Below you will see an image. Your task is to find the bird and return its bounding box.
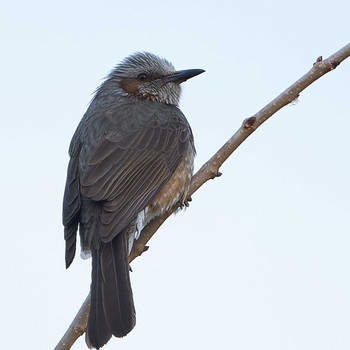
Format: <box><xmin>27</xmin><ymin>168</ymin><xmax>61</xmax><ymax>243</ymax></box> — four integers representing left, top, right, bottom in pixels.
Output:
<box><xmin>62</xmin><ymin>52</ymin><xmax>204</xmax><ymax>349</ymax></box>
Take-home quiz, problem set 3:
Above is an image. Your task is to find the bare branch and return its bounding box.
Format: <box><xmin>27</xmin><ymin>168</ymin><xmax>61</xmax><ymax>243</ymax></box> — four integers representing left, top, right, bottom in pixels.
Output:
<box><xmin>54</xmin><ymin>43</ymin><xmax>350</xmax><ymax>350</ymax></box>
<box><xmin>54</xmin><ymin>294</ymin><xmax>90</xmax><ymax>350</ymax></box>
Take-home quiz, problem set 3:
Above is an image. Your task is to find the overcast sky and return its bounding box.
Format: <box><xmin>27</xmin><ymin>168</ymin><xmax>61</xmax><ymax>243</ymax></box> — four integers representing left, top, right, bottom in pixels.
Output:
<box><xmin>1</xmin><ymin>1</ymin><xmax>350</xmax><ymax>349</ymax></box>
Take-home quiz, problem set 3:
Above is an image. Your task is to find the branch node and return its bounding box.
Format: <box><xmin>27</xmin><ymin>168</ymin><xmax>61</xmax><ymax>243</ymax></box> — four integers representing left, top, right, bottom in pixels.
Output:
<box><xmin>243</xmin><ymin>116</ymin><xmax>256</xmax><ymax>129</ymax></box>
<box><xmin>313</xmin><ymin>55</ymin><xmax>323</xmax><ymax>65</ymax></box>
<box><xmin>130</xmin><ymin>243</ymin><xmax>148</xmax><ymax>259</ymax></box>
<box><xmin>208</xmin><ymin>168</ymin><xmax>222</xmax><ymax>179</ymax></box>
<box><xmin>330</xmin><ymin>59</ymin><xmax>340</xmax><ymax>70</ymax></box>
<box><xmin>73</xmin><ymin>325</ymin><xmax>85</xmax><ymax>336</ymax></box>
<box><xmin>290</xmin><ymin>96</ymin><xmax>300</xmax><ymax>106</ymax></box>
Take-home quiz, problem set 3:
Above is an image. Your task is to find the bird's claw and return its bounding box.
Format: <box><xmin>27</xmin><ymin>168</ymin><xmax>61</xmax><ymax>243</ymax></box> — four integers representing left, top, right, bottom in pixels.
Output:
<box><xmin>178</xmin><ymin>196</ymin><xmax>192</xmax><ymax>209</ymax></box>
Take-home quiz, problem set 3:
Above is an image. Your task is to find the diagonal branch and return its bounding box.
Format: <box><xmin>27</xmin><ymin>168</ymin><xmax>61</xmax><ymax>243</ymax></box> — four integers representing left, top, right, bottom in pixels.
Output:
<box><xmin>54</xmin><ymin>43</ymin><xmax>350</xmax><ymax>350</ymax></box>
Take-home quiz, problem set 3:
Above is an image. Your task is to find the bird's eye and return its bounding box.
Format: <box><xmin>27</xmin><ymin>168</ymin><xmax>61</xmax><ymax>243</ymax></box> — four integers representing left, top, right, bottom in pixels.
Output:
<box><xmin>137</xmin><ymin>73</ymin><xmax>148</xmax><ymax>81</ymax></box>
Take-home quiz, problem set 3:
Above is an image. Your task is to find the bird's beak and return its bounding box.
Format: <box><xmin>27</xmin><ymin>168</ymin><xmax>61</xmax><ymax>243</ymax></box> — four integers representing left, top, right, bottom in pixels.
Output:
<box><xmin>163</xmin><ymin>69</ymin><xmax>205</xmax><ymax>84</ymax></box>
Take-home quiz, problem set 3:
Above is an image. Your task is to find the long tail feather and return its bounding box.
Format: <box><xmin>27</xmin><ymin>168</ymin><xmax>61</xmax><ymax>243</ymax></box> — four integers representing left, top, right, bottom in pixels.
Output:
<box><xmin>86</xmin><ymin>229</ymin><xmax>136</xmax><ymax>348</ymax></box>
<box><xmin>86</xmin><ymin>249</ymin><xmax>112</xmax><ymax>349</ymax></box>
<box><xmin>101</xmin><ymin>231</ymin><xmax>136</xmax><ymax>337</ymax></box>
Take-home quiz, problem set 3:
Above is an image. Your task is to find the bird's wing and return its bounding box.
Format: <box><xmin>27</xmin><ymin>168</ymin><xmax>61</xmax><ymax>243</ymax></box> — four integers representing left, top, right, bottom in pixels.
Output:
<box><xmin>62</xmin><ymin>144</ymin><xmax>81</xmax><ymax>268</ymax></box>
<box><xmin>80</xmin><ymin>103</ymin><xmax>193</xmax><ymax>242</ymax></box>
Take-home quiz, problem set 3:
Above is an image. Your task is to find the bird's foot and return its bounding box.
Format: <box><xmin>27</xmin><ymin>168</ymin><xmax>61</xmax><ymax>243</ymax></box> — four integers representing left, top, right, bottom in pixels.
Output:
<box><xmin>178</xmin><ymin>196</ymin><xmax>192</xmax><ymax>209</ymax></box>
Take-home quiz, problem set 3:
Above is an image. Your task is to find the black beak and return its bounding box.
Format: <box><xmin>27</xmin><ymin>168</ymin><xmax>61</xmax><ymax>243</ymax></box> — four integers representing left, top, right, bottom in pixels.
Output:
<box><xmin>163</xmin><ymin>69</ymin><xmax>205</xmax><ymax>84</ymax></box>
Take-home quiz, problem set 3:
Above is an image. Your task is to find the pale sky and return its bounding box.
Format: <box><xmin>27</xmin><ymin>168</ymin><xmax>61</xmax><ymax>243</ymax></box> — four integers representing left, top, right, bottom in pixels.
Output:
<box><xmin>1</xmin><ymin>1</ymin><xmax>350</xmax><ymax>349</ymax></box>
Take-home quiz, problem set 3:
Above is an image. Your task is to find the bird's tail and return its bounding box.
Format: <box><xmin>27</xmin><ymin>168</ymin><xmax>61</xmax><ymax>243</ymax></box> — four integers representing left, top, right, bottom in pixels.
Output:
<box><xmin>86</xmin><ymin>229</ymin><xmax>136</xmax><ymax>349</ymax></box>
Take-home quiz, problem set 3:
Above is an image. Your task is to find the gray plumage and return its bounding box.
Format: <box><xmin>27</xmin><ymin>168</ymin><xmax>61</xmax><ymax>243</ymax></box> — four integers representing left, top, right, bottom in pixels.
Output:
<box><xmin>62</xmin><ymin>52</ymin><xmax>204</xmax><ymax>349</ymax></box>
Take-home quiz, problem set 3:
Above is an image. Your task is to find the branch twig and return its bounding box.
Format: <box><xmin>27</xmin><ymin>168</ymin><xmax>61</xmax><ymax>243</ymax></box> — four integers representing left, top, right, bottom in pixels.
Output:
<box><xmin>54</xmin><ymin>43</ymin><xmax>350</xmax><ymax>350</ymax></box>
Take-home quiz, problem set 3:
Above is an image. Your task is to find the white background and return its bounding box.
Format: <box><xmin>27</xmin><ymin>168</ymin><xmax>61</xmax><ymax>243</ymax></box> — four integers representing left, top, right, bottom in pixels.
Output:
<box><xmin>1</xmin><ymin>1</ymin><xmax>350</xmax><ymax>349</ymax></box>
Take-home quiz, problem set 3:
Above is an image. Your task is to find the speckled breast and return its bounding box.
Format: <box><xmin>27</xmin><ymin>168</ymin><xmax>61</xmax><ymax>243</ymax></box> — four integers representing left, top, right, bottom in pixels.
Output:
<box><xmin>146</xmin><ymin>143</ymin><xmax>195</xmax><ymax>219</ymax></box>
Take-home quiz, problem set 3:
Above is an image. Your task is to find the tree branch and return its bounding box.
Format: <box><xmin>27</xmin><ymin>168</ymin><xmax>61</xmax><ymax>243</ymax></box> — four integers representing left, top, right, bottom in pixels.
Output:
<box><xmin>54</xmin><ymin>43</ymin><xmax>350</xmax><ymax>350</ymax></box>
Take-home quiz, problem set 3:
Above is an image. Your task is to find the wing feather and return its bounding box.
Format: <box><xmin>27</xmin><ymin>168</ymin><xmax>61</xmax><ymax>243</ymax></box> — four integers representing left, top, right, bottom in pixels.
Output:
<box><xmin>79</xmin><ymin>103</ymin><xmax>193</xmax><ymax>242</ymax></box>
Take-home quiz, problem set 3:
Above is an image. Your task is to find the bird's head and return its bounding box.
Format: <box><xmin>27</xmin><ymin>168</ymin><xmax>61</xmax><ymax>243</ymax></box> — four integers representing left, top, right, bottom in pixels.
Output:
<box><xmin>107</xmin><ymin>52</ymin><xmax>204</xmax><ymax>106</ymax></box>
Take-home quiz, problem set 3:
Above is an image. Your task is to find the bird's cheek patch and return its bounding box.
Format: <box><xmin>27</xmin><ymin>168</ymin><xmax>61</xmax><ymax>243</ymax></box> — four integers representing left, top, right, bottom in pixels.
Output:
<box><xmin>119</xmin><ymin>78</ymin><xmax>140</xmax><ymax>96</ymax></box>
